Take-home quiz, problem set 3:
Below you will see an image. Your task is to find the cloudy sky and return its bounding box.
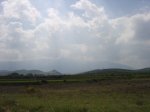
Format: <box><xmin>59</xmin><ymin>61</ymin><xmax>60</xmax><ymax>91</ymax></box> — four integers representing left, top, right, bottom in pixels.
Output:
<box><xmin>0</xmin><ymin>0</ymin><xmax>150</xmax><ymax>73</ymax></box>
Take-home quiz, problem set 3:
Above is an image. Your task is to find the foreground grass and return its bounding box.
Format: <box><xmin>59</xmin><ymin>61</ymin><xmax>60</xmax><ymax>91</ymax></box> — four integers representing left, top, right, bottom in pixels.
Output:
<box><xmin>0</xmin><ymin>79</ymin><xmax>150</xmax><ymax>112</ymax></box>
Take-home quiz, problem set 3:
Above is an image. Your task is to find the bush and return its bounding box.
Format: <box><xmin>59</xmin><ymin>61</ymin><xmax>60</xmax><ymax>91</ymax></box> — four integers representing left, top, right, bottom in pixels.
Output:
<box><xmin>26</xmin><ymin>86</ymin><xmax>36</xmax><ymax>93</ymax></box>
<box><xmin>0</xmin><ymin>106</ymin><xmax>5</xmax><ymax>112</ymax></box>
<box><xmin>51</xmin><ymin>106</ymin><xmax>88</xmax><ymax>112</ymax></box>
<box><xmin>136</xmin><ymin>100</ymin><xmax>144</xmax><ymax>106</ymax></box>
<box><xmin>63</xmin><ymin>80</ymin><xmax>67</xmax><ymax>83</ymax></box>
<box><xmin>1</xmin><ymin>99</ymin><xmax>18</xmax><ymax>112</ymax></box>
<box><xmin>28</xmin><ymin>106</ymin><xmax>44</xmax><ymax>112</ymax></box>
<box><xmin>2</xmin><ymin>99</ymin><xmax>17</xmax><ymax>107</ymax></box>
<box><xmin>41</xmin><ymin>79</ymin><xmax>48</xmax><ymax>84</ymax></box>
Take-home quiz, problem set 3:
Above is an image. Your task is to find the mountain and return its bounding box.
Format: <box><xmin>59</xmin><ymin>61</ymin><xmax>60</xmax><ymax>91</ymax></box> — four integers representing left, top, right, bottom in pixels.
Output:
<box><xmin>80</xmin><ymin>68</ymin><xmax>134</xmax><ymax>74</ymax></box>
<box><xmin>79</xmin><ymin>68</ymin><xmax>150</xmax><ymax>75</ymax></box>
<box><xmin>0</xmin><ymin>70</ymin><xmax>11</xmax><ymax>76</ymax></box>
<box><xmin>47</xmin><ymin>70</ymin><xmax>62</xmax><ymax>75</ymax></box>
<box><xmin>0</xmin><ymin>60</ymin><xmax>133</xmax><ymax>74</ymax></box>
<box><xmin>0</xmin><ymin>68</ymin><xmax>150</xmax><ymax>76</ymax></box>
<box><xmin>14</xmin><ymin>70</ymin><xmax>44</xmax><ymax>75</ymax></box>
<box><xmin>137</xmin><ymin>68</ymin><xmax>150</xmax><ymax>72</ymax></box>
<box><xmin>0</xmin><ymin>69</ymin><xmax>62</xmax><ymax>76</ymax></box>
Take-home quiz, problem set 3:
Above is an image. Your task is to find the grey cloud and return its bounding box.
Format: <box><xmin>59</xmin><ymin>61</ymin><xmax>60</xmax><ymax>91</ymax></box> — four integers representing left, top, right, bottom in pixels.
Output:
<box><xmin>133</xmin><ymin>17</ymin><xmax>150</xmax><ymax>41</ymax></box>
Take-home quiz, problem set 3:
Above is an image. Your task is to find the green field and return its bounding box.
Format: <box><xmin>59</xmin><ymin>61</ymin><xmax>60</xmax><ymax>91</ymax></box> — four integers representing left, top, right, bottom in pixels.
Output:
<box><xmin>0</xmin><ymin>77</ymin><xmax>150</xmax><ymax>112</ymax></box>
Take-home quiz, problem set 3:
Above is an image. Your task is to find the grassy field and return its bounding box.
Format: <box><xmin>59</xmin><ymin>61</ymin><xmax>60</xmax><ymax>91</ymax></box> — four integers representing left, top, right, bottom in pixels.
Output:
<box><xmin>0</xmin><ymin>77</ymin><xmax>150</xmax><ymax>112</ymax></box>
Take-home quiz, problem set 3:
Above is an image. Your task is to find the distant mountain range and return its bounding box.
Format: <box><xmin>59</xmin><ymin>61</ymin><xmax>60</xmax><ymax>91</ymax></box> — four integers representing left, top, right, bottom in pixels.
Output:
<box><xmin>78</xmin><ymin>68</ymin><xmax>150</xmax><ymax>75</ymax></box>
<box><xmin>0</xmin><ymin>68</ymin><xmax>150</xmax><ymax>76</ymax></box>
<box><xmin>0</xmin><ymin>69</ymin><xmax>62</xmax><ymax>76</ymax></box>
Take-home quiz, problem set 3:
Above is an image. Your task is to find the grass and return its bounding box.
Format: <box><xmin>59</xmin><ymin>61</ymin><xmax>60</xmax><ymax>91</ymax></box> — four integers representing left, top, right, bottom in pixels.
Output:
<box><xmin>0</xmin><ymin>78</ymin><xmax>150</xmax><ymax>112</ymax></box>
<box><xmin>0</xmin><ymin>91</ymin><xmax>150</xmax><ymax>112</ymax></box>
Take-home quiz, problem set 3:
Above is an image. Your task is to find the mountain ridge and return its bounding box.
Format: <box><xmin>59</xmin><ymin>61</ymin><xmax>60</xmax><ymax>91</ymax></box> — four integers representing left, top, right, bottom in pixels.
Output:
<box><xmin>0</xmin><ymin>68</ymin><xmax>150</xmax><ymax>76</ymax></box>
<box><xmin>77</xmin><ymin>67</ymin><xmax>150</xmax><ymax>75</ymax></box>
<box><xmin>0</xmin><ymin>69</ymin><xmax>62</xmax><ymax>76</ymax></box>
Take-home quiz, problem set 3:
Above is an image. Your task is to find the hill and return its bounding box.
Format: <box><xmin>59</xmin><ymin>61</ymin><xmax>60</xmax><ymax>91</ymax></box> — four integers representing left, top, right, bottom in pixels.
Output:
<box><xmin>78</xmin><ymin>68</ymin><xmax>150</xmax><ymax>75</ymax></box>
<box><xmin>0</xmin><ymin>69</ymin><xmax>62</xmax><ymax>76</ymax></box>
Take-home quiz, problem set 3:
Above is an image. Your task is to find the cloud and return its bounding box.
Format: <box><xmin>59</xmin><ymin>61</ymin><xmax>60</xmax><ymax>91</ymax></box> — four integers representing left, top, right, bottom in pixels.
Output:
<box><xmin>71</xmin><ymin>0</ymin><xmax>107</xmax><ymax>20</ymax></box>
<box><xmin>1</xmin><ymin>0</ymin><xmax>41</xmax><ymax>23</ymax></box>
<box><xmin>0</xmin><ymin>0</ymin><xmax>150</xmax><ymax>72</ymax></box>
<box><xmin>132</xmin><ymin>14</ymin><xmax>150</xmax><ymax>41</ymax></box>
<box><xmin>113</xmin><ymin>13</ymin><xmax>150</xmax><ymax>68</ymax></box>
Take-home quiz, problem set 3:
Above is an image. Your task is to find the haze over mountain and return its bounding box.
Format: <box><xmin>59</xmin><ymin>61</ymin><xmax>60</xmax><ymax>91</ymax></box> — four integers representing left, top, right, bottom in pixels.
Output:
<box><xmin>0</xmin><ymin>0</ymin><xmax>150</xmax><ymax>73</ymax></box>
<box><xmin>0</xmin><ymin>69</ymin><xmax>62</xmax><ymax>76</ymax></box>
<box><xmin>0</xmin><ymin>67</ymin><xmax>150</xmax><ymax>76</ymax></box>
<box><xmin>0</xmin><ymin>60</ymin><xmax>132</xmax><ymax>74</ymax></box>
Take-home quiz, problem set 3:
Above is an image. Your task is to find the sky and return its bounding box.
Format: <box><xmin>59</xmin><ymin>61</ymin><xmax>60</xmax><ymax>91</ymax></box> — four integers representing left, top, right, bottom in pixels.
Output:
<box><xmin>0</xmin><ymin>0</ymin><xmax>150</xmax><ymax>73</ymax></box>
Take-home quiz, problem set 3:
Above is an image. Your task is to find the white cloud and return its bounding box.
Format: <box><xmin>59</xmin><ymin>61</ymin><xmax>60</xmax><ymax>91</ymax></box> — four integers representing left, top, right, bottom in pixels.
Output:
<box><xmin>0</xmin><ymin>0</ymin><xmax>150</xmax><ymax>72</ymax></box>
<box><xmin>71</xmin><ymin>0</ymin><xmax>107</xmax><ymax>20</ymax></box>
<box><xmin>2</xmin><ymin>0</ymin><xmax>41</xmax><ymax>23</ymax></box>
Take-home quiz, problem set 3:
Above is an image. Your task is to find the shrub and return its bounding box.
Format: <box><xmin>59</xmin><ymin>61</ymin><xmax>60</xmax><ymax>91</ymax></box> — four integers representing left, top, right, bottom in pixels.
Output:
<box><xmin>26</xmin><ymin>86</ymin><xmax>36</xmax><ymax>93</ymax></box>
<box><xmin>28</xmin><ymin>106</ymin><xmax>44</xmax><ymax>112</ymax></box>
<box><xmin>51</xmin><ymin>106</ymin><xmax>88</xmax><ymax>112</ymax></box>
<box><xmin>63</xmin><ymin>80</ymin><xmax>67</xmax><ymax>83</ymax></box>
<box><xmin>1</xmin><ymin>99</ymin><xmax>18</xmax><ymax>112</ymax></box>
<box><xmin>136</xmin><ymin>100</ymin><xmax>144</xmax><ymax>106</ymax></box>
<box><xmin>41</xmin><ymin>79</ymin><xmax>48</xmax><ymax>84</ymax></box>
<box><xmin>0</xmin><ymin>107</ymin><xmax>5</xmax><ymax>112</ymax></box>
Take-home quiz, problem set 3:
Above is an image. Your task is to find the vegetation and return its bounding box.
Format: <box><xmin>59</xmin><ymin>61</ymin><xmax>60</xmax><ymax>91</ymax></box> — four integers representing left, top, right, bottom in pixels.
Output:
<box><xmin>0</xmin><ymin>68</ymin><xmax>150</xmax><ymax>112</ymax></box>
